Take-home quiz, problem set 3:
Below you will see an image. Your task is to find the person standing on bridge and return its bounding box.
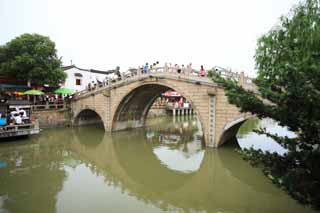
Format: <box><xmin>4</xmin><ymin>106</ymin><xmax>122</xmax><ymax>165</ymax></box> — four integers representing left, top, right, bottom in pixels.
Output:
<box><xmin>181</xmin><ymin>64</ymin><xmax>186</xmax><ymax>74</ymax></box>
<box><xmin>115</xmin><ymin>66</ymin><xmax>121</xmax><ymax>80</ymax></box>
<box><xmin>200</xmin><ymin>65</ymin><xmax>206</xmax><ymax>77</ymax></box>
<box><xmin>143</xmin><ymin>63</ymin><xmax>149</xmax><ymax>74</ymax></box>
<box><xmin>175</xmin><ymin>64</ymin><xmax>181</xmax><ymax>73</ymax></box>
<box><xmin>155</xmin><ymin>61</ymin><xmax>160</xmax><ymax>72</ymax></box>
<box><xmin>152</xmin><ymin>62</ymin><xmax>157</xmax><ymax>72</ymax></box>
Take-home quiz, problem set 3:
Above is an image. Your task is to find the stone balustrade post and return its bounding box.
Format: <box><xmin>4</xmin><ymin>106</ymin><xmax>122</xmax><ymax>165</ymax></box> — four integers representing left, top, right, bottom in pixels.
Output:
<box><xmin>239</xmin><ymin>71</ymin><xmax>245</xmax><ymax>87</ymax></box>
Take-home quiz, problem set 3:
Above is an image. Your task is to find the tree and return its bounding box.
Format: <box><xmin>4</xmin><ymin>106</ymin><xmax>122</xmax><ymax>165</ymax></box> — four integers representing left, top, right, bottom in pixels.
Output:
<box><xmin>210</xmin><ymin>0</ymin><xmax>320</xmax><ymax>208</ymax></box>
<box><xmin>0</xmin><ymin>33</ymin><xmax>66</xmax><ymax>86</ymax></box>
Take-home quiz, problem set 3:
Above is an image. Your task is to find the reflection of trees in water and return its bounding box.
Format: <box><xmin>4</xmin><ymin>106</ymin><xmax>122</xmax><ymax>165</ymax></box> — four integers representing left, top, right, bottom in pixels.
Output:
<box><xmin>0</xmin><ymin>130</ymin><xmax>69</xmax><ymax>213</ymax></box>
<box><xmin>237</xmin><ymin>118</ymin><xmax>260</xmax><ymax>138</ymax></box>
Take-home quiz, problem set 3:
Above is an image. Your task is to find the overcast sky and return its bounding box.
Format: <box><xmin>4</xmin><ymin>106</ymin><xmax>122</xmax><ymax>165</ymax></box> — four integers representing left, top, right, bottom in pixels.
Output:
<box><xmin>0</xmin><ymin>0</ymin><xmax>299</xmax><ymax>76</ymax></box>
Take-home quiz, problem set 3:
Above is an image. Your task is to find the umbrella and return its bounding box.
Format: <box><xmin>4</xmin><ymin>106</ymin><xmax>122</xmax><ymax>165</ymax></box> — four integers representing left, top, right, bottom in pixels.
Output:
<box><xmin>54</xmin><ymin>88</ymin><xmax>74</xmax><ymax>95</ymax></box>
<box><xmin>23</xmin><ymin>89</ymin><xmax>44</xmax><ymax>95</ymax></box>
<box><xmin>162</xmin><ymin>90</ymin><xmax>181</xmax><ymax>97</ymax></box>
<box><xmin>23</xmin><ymin>89</ymin><xmax>44</xmax><ymax>104</ymax></box>
<box><xmin>14</xmin><ymin>91</ymin><xmax>24</xmax><ymax>96</ymax></box>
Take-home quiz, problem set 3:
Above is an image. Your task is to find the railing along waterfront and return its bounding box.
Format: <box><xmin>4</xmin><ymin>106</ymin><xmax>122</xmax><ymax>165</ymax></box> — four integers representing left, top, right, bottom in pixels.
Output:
<box><xmin>0</xmin><ymin>123</ymin><xmax>33</xmax><ymax>132</ymax></box>
<box><xmin>31</xmin><ymin>103</ymin><xmax>68</xmax><ymax>111</ymax></box>
<box><xmin>0</xmin><ymin>122</ymin><xmax>40</xmax><ymax>138</ymax></box>
<box><xmin>74</xmin><ymin>67</ymin><xmax>256</xmax><ymax>99</ymax></box>
<box><xmin>150</xmin><ymin>102</ymin><xmax>195</xmax><ymax>117</ymax></box>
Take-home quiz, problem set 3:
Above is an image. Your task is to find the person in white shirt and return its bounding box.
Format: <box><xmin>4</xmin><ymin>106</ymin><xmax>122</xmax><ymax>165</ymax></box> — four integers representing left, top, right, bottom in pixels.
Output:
<box><xmin>19</xmin><ymin>109</ymin><xmax>27</xmax><ymax>119</ymax></box>
<box><xmin>14</xmin><ymin>114</ymin><xmax>22</xmax><ymax>124</ymax></box>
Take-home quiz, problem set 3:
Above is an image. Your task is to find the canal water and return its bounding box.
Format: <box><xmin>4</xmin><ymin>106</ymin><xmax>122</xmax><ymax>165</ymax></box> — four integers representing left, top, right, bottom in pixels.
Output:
<box><xmin>0</xmin><ymin>116</ymin><xmax>316</xmax><ymax>213</ymax></box>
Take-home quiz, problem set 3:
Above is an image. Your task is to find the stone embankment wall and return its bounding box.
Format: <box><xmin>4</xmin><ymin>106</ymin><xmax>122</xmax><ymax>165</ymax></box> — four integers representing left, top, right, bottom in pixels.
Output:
<box><xmin>31</xmin><ymin>109</ymin><xmax>71</xmax><ymax>128</ymax></box>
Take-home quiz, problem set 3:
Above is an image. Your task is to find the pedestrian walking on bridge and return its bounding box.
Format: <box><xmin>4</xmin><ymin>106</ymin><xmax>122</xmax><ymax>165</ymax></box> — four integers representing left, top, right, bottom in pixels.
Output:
<box><xmin>200</xmin><ymin>65</ymin><xmax>206</xmax><ymax>77</ymax></box>
<box><xmin>143</xmin><ymin>63</ymin><xmax>149</xmax><ymax>74</ymax></box>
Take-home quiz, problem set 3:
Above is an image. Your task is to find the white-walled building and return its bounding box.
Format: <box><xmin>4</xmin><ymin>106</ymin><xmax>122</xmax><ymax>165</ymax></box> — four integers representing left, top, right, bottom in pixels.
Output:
<box><xmin>62</xmin><ymin>65</ymin><xmax>113</xmax><ymax>92</ymax></box>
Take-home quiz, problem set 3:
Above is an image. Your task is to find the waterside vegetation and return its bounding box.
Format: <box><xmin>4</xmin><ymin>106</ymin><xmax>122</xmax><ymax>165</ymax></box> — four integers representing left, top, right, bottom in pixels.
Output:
<box><xmin>210</xmin><ymin>0</ymin><xmax>320</xmax><ymax>209</ymax></box>
<box><xmin>0</xmin><ymin>33</ymin><xmax>66</xmax><ymax>87</ymax></box>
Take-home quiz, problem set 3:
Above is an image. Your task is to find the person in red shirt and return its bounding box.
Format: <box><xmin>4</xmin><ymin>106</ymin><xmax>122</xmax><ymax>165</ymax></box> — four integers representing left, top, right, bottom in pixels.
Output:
<box><xmin>200</xmin><ymin>65</ymin><xmax>206</xmax><ymax>77</ymax></box>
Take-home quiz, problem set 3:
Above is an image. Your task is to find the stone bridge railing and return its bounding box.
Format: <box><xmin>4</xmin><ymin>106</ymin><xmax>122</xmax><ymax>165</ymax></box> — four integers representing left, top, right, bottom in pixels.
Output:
<box><xmin>73</xmin><ymin>67</ymin><xmax>256</xmax><ymax>100</ymax></box>
<box><xmin>216</xmin><ymin>69</ymin><xmax>256</xmax><ymax>91</ymax></box>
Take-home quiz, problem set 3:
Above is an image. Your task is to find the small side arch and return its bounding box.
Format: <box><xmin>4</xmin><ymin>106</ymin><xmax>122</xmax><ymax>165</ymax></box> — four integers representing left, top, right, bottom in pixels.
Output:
<box><xmin>218</xmin><ymin>116</ymin><xmax>254</xmax><ymax>146</ymax></box>
<box><xmin>73</xmin><ymin>108</ymin><xmax>105</xmax><ymax>129</ymax></box>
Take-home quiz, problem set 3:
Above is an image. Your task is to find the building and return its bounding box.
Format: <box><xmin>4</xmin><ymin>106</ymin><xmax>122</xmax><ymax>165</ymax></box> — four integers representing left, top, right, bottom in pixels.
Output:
<box><xmin>0</xmin><ymin>76</ymin><xmax>29</xmax><ymax>91</ymax></box>
<box><xmin>62</xmin><ymin>65</ymin><xmax>114</xmax><ymax>92</ymax></box>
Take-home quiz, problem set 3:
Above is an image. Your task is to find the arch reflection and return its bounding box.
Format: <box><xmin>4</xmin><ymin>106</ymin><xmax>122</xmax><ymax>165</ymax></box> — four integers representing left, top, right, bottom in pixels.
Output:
<box><xmin>72</xmin><ymin>126</ymin><xmax>104</xmax><ymax>148</ymax></box>
<box><xmin>67</xmin><ymin>117</ymin><xmax>312</xmax><ymax>213</ymax></box>
<box><xmin>145</xmin><ymin>116</ymin><xmax>204</xmax><ymax>173</ymax></box>
<box><xmin>237</xmin><ymin>118</ymin><xmax>290</xmax><ymax>154</ymax></box>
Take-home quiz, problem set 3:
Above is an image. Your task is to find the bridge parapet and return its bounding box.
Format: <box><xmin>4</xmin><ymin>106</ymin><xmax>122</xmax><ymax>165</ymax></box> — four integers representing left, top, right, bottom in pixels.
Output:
<box><xmin>214</xmin><ymin>68</ymin><xmax>257</xmax><ymax>92</ymax></box>
<box><xmin>73</xmin><ymin>67</ymin><xmax>256</xmax><ymax>100</ymax></box>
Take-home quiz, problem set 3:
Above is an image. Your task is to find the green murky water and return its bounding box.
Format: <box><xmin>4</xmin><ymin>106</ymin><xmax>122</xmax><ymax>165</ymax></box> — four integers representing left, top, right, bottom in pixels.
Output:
<box><xmin>0</xmin><ymin>117</ymin><xmax>316</xmax><ymax>213</ymax></box>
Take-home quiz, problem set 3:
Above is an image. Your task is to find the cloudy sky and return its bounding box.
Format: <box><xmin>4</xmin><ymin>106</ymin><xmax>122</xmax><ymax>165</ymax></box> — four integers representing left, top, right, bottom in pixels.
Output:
<box><xmin>0</xmin><ymin>0</ymin><xmax>299</xmax><ymax>76</ymax></box>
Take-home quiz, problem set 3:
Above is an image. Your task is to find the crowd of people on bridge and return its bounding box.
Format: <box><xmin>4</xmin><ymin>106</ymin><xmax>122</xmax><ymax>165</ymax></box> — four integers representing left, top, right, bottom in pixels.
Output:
<box><xmin>139</xmin><ymin>62</ymin><xmax>207</xmax><ymax>77</ymax></box>
<box><xmin>85</xmin><ymin>62</ymin><xmax>208</xmax><ymax>92</ymax></box>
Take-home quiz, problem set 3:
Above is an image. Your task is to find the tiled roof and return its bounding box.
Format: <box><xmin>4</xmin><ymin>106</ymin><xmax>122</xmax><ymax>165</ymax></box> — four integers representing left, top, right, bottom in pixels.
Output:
<box><xmin>62</xmin><ymin>65</ymin><xmax>115</xmax><ymax>75</ymax></box>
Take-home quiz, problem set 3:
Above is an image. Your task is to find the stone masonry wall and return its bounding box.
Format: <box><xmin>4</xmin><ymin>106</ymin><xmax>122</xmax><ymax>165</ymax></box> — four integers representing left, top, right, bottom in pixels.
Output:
<box><xmin>214</xmin><ymin>88</ymin><xmax>243</xmax><ymax>147</ymax></box>
<box><xmin>31</xmin><ymin>110</ymin><xmax>71</xmax><ymax>128</ymax></box>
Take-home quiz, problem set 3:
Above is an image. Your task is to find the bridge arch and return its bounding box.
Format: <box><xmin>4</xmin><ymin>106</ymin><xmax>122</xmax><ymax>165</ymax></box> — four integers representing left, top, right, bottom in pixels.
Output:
<box><xmin>73</xmin><ymin>108</ymin><xmax>105</xmax><ymax>129</ymax></box>
<box><xmin>218</xmin><ymin>116</ymin><xmax>254</xmax><ymax>146</ymax></box>
<box><xmin>111</xmin><ymin>82</ymin><xmax>204</xmax><ymax>133</ymax></box>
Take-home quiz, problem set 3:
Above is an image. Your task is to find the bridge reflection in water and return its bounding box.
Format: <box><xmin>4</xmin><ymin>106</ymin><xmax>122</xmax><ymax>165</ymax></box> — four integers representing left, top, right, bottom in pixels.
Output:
<box><xmin>0</xmin><ymin>117</ymin><xmax>315</xmax><ymax>213</ymax></box>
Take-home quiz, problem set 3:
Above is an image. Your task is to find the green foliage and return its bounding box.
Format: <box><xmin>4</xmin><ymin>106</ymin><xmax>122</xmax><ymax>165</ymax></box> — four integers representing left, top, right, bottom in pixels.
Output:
<box><xmin>255</xmin><ymin>0</ymin><xmax>320</xmax><ymax>146</ymax></box>
<box><xmin>238</xmin><ymin>148</ymin><xmax>320</xmax><ymax>208</ymax></box>
<box><xmin>0</xmin><ymin>33</ymin><xmax>66</xmax><ymax>86</ymax></box>
<box><xmin>210</xmin><ymin>0</ymin><xmax>320</xmax><ymax>209</ymax></box>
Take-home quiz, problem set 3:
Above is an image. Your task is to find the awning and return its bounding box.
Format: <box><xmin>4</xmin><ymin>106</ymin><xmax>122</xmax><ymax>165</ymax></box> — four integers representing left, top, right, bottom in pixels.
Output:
<box><xmin>161</xmin><ymin>91</ymin><xmax>181</xmax><ymax>97</ymax></box>
<box><xmin>0</xmin><ymin>84</ymin><xmax>29</xmax><ymax>90</ymax></box>
<box><xmin>6</xmin><ymin>100</ymin><xmax>32</xmax><ymax>106</ymax></box>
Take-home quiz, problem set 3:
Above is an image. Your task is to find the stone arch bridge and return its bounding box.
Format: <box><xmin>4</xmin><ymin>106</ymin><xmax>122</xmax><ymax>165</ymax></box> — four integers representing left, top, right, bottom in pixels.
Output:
<box><xmin>71</xmin><ymin>70</ymin><xmax>255</xmax><ymax>147</ymax></box>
